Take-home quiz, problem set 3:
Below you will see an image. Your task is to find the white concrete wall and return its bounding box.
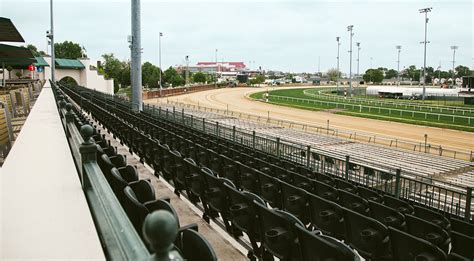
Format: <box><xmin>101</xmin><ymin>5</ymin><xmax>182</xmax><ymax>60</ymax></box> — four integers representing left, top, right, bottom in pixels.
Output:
<box><xmin>40</xmin><ymin>57</ymin><xmax>114</xmax><ymax>94</ymax></box>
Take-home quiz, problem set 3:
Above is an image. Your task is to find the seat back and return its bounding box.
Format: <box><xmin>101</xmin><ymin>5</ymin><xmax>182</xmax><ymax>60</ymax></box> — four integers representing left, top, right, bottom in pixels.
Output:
<box><xmin>450</xmin><ymin>231</ymin><xmax>474</xmax><ymax>260</ymax></box>
<box><xmin>181</xmin><ymin>229</ymin><xmax>217</xmax><ymax>261</ymax></box>
<box><xmin>368</xmin><ymin>200</ymin><xmax>406</xmax><ymax>230</ymax></box>
<box><xmin>313</xmin><ymin>180</ymin><xmax>338</xmax><ymax>201</ymax></box>
<box><xmin>280</xmin><ymin>181</ymin><xmax>309</xmax><ymax>223</ymax></box>
<box><xmin>123</xmin><ymin>185</ymin><xmax>150</xmax><ymax>233</ymax></box>
<box><xmin>338</xmin><ymin>189</ymin><xmax>369</xmax><ymax>215</ymax></box>
<box><xmin>405</xmin><ymin>214</ymin><xmax>450</xmax><ymax>253</ymax></box>
<box><xmin>343</xmin><ymin>207</ymin><xmax>391</xmax><ymax>260</ymax></box>
<box><xmin>450</xmin><ymin>217</ymin><xmax>474</xmax><ymax>238</ymax></box>
<box><xmin>255</xmin><ymin>202</ymin><xmax>302</xmax><ymax>260</ymax></box>
<box><xmin>414</xmin><ymin>206</ymin><xmax>451</xmax><ymax>232</ymax></box>
<box><xmin>383</xmin><ymin>195</ymin><xmax>414</xmax><ymax>214</ymax></box>
<box><xmin>256</xmin><ymin>171</ymin><xmax>282</xmax><ymax>208</ymax></box>
<box><xmin>389</xmin><ymin>227</ymin><xmax>447</xmax><ymax>261</ymax></box>
<box><xmin>307</xmin><ymin>192</ymin><xmax>345</xmax><ymax>239</ymax></box>
<box><xmin>129</xmin><ymin>180</ymin><xmax>156</xmax><ymax>203</ymax></box>
<box><xmin>295</xmin><ymin>224</ymin><xmax>357</xmax><ymax>261</ymax></box>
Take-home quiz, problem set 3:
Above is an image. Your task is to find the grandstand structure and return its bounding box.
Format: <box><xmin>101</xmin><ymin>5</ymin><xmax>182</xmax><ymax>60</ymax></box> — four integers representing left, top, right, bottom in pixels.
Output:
<box><xmin>52</xmin><ymin>82</ymin><xmax>473</xmax><ymax>260</ymax></box>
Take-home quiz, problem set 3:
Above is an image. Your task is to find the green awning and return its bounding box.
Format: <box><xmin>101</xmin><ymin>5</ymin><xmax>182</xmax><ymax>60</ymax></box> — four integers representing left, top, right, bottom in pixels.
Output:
<box><xmin>55</xmin><ymin>58</ymin><xmax>84</xmax><ymax>69</ymax></box>
<box><xmin>34</xmin><ymin>56</ymin><xmax>49</xmax><ymax>67</ymax></box>
<box><xmin>0</xmin><ymin>17</ymin><xmax>25</xmax><ymax>42</ymax></box>
<box><xmin>0</xmin><ymin>44</ymin><xmax>35</xmax><ymax>66</ymax></box>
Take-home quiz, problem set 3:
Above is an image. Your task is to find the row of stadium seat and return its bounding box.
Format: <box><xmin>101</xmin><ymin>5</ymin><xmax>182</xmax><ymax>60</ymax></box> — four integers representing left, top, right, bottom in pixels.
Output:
<box><xmin>59</xmin><ymin>84</ymin><xmax>473</xmax><ymax>261</ymax></box>
<box><xmin>57</xmin><ymin>91</ymin><xmax>217</xmax><ymax>261</ymax></box>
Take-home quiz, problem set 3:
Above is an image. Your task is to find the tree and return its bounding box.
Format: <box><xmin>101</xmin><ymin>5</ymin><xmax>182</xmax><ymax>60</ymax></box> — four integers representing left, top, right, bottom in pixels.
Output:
<box><xmin>363</xmin><ymin>69</ymin><xmax>384</xmax><ymax>83</ymax></box>
<box><xmin>6</xmin><ymin>66</ymin><xmax>13</xmax><ymax>79</ymax></box>
<box><xmin>385</xmin><ymin>69</ymin><xmax>398</xmax><ymax>79</ymax></box>
<box><xmin>455</xmin><ymin>65</ymin><xmax>471</xmax><ymax>78</ymax></box>
<box><xmin>23</xmin><ymin>44</ymin><xmax>46</xmax><ymax>56</ymax></box>
<box><xmin>54</xmin><ymin>41</ymin><xmax>84</xmax><ymax>59</ymax></box>
<box><xmin>326</xmin><ymin>68</ymin><xmax>340</xmax><ymax>81</ymax></box>
<box><xmin>163</xmin><ymin>67</ymin><xmax>184</xmax><ymax>87</ymax></box>
<box><xmin>192</xmin><ymin>72</ymin><xmax>207</xmax><ymax>83</ymax></box>
<box><xmin>101</xmin><ymin>53</ymin><xmax>123</xmax><ymax>90</ymax></box>
<box><xmin>142</xmin><ymin>62</ymin><xmax>161</xmax><ymax>88</ymax></box>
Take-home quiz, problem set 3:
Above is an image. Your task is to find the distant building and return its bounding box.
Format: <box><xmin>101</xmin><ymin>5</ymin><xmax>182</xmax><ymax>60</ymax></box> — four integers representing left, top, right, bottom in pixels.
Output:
<box><xmin>177</xmin><ymin>62</ymin><xmax>246</xmax><ymax>74</ymax></box>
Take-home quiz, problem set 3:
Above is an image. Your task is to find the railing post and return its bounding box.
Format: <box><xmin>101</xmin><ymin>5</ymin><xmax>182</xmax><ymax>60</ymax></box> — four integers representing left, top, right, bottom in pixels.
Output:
<box><xmin>395</xmin><ymin>169</ymin><xmax>401</xmax><ymax>198</ymax></box>
<box><xmin>202</xmin><ymin>118</ymin><xmax>206</xmax><ymax>132</ymax></box>
<box><xmin>465</xmin><ymin>187</ymin><xmax>473</xmax><ymax>222</ymax></box>
<box><xmin>216</xmin><ymin>122</ymin><xmax>219</xmax><ymax>136</ymax></box>
<box><xmin>276</xmin><ymin>137</ymin><xmax>280</xmax><ymax>159</ymax></box>
<box><xmin>190</xmin><ymin>115</ymin><xmax>194</xmax><ymax>128</ymax></box>
<box><xmin>345</xmin><ymin>155</ymin><xmax>350</xmax><ymax>180</ymax></box>
<box><xmin>232</xmin><ymin>126</ymin><xmax>236</xmax><ymax>141</ymax></box>
<box><xmin>65</xmin><ymin>103</ymin><xmax>74</xmax><ymax>137</ymax></box>
<box><xmin>79</xmin><ymin>125</ymin><xmax>97</xmax><ymax>188</ymax></box>
<box><xmin>252</xmin><ymin>130</ymin><xmax>256</xmax><ymax>149</ymax></box>
<box><xmin>306</xmin><ymin>145</ymin><xmax>311</xmax><ymax>168</ymax></box>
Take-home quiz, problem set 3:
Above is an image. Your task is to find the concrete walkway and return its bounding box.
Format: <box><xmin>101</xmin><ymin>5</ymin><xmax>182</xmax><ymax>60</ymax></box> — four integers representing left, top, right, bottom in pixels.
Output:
<box><xmin>0</xmin><ymin>85</ymin><xmax>105</xmax><ymax>260</ymax></box>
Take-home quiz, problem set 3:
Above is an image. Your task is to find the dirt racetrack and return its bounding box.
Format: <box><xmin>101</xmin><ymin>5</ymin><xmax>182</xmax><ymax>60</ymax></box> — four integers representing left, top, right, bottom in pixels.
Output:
<box><xmin>146</xmin><ymin>87</ymin><xmax>474</xmax><ymax>154</ymax></box>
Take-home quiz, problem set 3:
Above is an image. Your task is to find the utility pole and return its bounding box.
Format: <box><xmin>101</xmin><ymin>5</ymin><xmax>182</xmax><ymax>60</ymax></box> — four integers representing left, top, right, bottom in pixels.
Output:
<box><xmin>347</xmin><ymin>25</ymin><xmax>354</xmax><ymax>96</ymax></box>
<box><xmin>336</xmin><ymin>36</ymin><xmax>341</xmax><ymax>93</ymax></box>
<box><xmin>48</xmin><ymin>0</ymin><xmax>55</xmax><ymax>83</ymax></box>
<box><xmin>318</xmin><ymin>56</ymin><xmax>321</xmax><ymax>76</ymax></box>
<box><xmin>451</xmin><ymin>45</ymin><xmax>458</xmax><ymax>86</ymax></box>
<box><xmin>356</xmin><ymin>42</ymin><xmax>360</xmax><ymax>78</ymax></box>
<box><xmin>419</xmin><ymin>7</ymin><xmax>432</xmax><ymax>100</ymax></box>
<box><xmin>215</xmin><ymin>49</ymin><xmax>218</xmax><ymax>87</ymax></box>
<box><xmin>131</xmin><ymin>0</ymin><xmax>142</xmax><ymax>111</ymax></box>
<box><xmin>159</xmin><ymin>32</ymin><xmax>163</xmax><ymax>93</ymax></box>
<box><xmin>396</xmin><ymin>45</ymin><xmax>402</xmax><ymax>86</ymax></box>
<box><xmin>185</xmin><ymin>55</ymin><xmax>189</xmax><ymax>86</ymax></box>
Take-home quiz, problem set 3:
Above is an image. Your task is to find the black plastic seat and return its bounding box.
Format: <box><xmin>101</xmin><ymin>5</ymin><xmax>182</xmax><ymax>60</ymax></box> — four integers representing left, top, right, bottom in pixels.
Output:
<box><xmin>180</xmin><ymin>229</ymin><xmax>218</xmax><ymax>261</ymax></box>
<box><xmin>389</xmin><ymin>227</ymin><xmax>447</xmax><ymax>261</ymax></box>
<box><xmin>405</xmin><ymin>214</ymin><xmax>450</xmax><ymax>253</ymax></box>
<box><xmin>383</xmin><ymin>195</ymin><xmax>414</xmax><ymax>215</ymax></box>
<box><xmin>256</xmin><ymin>171</ymin><xmax>282</xmax><ymax>208</ymax></box>
<box><xmin>450</xmin><ymin>217</ymin><xmax>474</xmax><ymax>238</ymax></box>
<box><xmin>224</xmin><ymin>182</ymin><xmax>264</xmax><ymax>259</ymax></box>
<box><xmin>254</xmin><ymin>202</ymin><xmax>303</xmax><ymax>261</ymax></box>
<box><xmin>343</xmin><ymin>208</ymin><xmax>391</xmax><ymax>260</ymax></box>
<box><xmin>295</xmin><ymin>224</ymin><xmax>357</xmax><ymax>261</ymax></box>
<box><xmin>450</xmin><ymin>230</ymin><xmax>474</xmax><ymax>260</ymax></box>
<box><xmin>238</xmin><ymin>163</ymin><xmax>260</xmax><ymax>194</ymax></box>
<box><xmin>357</xmin><ymin>186</ymin><xmax>383</xmax><ymax>203</ymax></box>
<box><xmin>109</xmin><ymin>166</ymin><xmax>139</xmax><ymax>204</ymax></box>
<box><xmin>280</xmin><ymin>181</ymin><xmax>310</xmax><ymax>224</ymax></box>
<box><xmin>202</xmin><ymin>172</ymin><xmax>233</xmax><ymax>231</ymax></box>
<box><xmin>123</xmin><ymin>180</ymin><xmax>157</xmax><ymax>233</ymax></box>
<box><xmin>335</xmin><ymin>179</ymin><xmax>358</xmax><ymax>194</ymax></box>
<box><xmin>292</xmin><ymin>173</ymin><xmax>313</xmax><ymax>193</ymax></box>
<box><xmin>414</xmin><ymin>205</ymin><xmax>451</xmax><ymax>232</ymax></box>
<box><xmin>338</xmin><ymin>189</ymin><xmax>369</xmax><ymax>215</ymax></box>
<box><xmin>368</xmin><ymin>200</ymin><xmax>406</xmax><ymax>230</ymax></box>
<box><xmin>313</xmin><ymin>180</ymin><xmax>338</xmax><ymax>201</ymax></box>
<box><xmin>307</xmin><ymin>192</ymin><xmax>346</xmax><ymax>240</ymax></box>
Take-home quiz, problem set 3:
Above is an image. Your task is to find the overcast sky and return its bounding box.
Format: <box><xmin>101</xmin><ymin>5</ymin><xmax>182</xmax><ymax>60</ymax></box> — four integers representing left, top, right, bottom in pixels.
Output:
<box><xmin>1</xmin><ymin>0</ymin><xmax>472</xmax><ymax>73</ymax></box>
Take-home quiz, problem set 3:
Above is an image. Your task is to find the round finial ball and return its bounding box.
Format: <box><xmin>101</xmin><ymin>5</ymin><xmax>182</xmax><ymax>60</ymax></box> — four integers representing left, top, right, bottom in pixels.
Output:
<box><xmin>143</xmin><ymin>210</ymin><xmax>178</xmax><ymax>253</ymax></box>
<box><xmin>65</xmin><ymin>103</ymin><xmax>72</xmax><ymax>112</ymax></box>
<box><xmin>80</xmin><ymin>124</ymin><xmax>94</xmax><ymax>141</ymax></box>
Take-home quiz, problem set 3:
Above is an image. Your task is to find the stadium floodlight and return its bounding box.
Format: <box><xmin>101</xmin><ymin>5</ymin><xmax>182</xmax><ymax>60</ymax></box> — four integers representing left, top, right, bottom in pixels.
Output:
<box><xmin>356</xmin><ymin>42</ymin><xmax>361</xmax><ymax>79</ymax></box>
<box><xmin>396</xmin><ymin>45</ymin><xmax>402</xmax><ymax>86</ymax></box>
<box><xmin>347</xmin><ymin>25</ymin><xmax>354</xmax><ymax>96</ymax></box>
<box><xmin>159</xmin><ymin>32</ymin><xmax>163</xmax><ymax>92</ymax></box>
<box><xmin>336</xmin><ymin>36</ymin><xmax>341</xmax><ymax>92</ymax></box>
<box><xmin>451</xmin><ymin>45</ymin><xmax>458</xmax><ymax>85</ymax></box>
<box><xmin>419</xmin><ymin>7</ymin><xmax>432</xmax><ymax>100</ymax></box>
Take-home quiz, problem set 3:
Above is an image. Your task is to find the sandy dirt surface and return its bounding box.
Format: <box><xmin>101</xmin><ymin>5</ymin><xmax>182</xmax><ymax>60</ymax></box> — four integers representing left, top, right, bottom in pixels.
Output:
<box><xmin>147</xmin><ymin>87</ymin><xmax>474</xmax><ymax>153</ymax></box>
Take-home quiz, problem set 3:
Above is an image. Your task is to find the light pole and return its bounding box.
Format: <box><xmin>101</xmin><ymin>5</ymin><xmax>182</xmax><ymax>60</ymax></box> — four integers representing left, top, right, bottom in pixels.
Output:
<box><xmin>336</xmin><ymin>36</ymin><xmax>341</xmax><ymax>92</ymax></box>
<box><xmin>356</xmin><ymin>42</ymin><xmax>360</xmax><ymax>78</ymax></box>
<box><xmin>347</xmin><ymin>25</ymin><xmax>354</xmax><ymax>96</ymax></box>
<box><xmin>396</xmin><ymin>45</ymin><xmax>402</xmax><ymax>86</ymax></box>
<box><xmin>419</xmin><ymin>7</ymin><xmax>432</xmax><ymax>100</ymax></box>
<box><xmin>159</xmin><ymin>32</ymin><xmax>163</xmax><ymax>92</ymax></box>
<box><xmin>48</xmin><ymin>0</ymin><xmax>55</xmax><ymax>83</ymax></box>
<box><xmin>185</xmin><ymin>55</ymin><xmax>189</xmax><ymax>86</ymax></box>
<box><xmin>451</xmin><ymin>45</ymin><xmax>458</xmax><ymax>86</ymax></box>
<box><xmin>215</xmin><ymin>49</ymin><xmax>218</xmax><ymax>87</ymax></box>
<box><xmin>318</xmin><ymin>56</ymin><xmax>321</xmax><ymax>76</ymax></box>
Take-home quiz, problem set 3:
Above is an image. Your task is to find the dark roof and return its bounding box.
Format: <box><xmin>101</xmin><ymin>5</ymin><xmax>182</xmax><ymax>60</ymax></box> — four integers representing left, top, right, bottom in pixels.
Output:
<box><xmin>0</xmin><ymin>17</ymin><xmax>25</xmax><ymax>42</ymax></box>
<box><xmin>0</xmin><ymin>44</ymin><xmax>35</xmax><ymax>66</ymax></box>
<box><xmin>55</xmin><ymin>58</ymin><xmax>85</xmax><ymax>69</ymax></box>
